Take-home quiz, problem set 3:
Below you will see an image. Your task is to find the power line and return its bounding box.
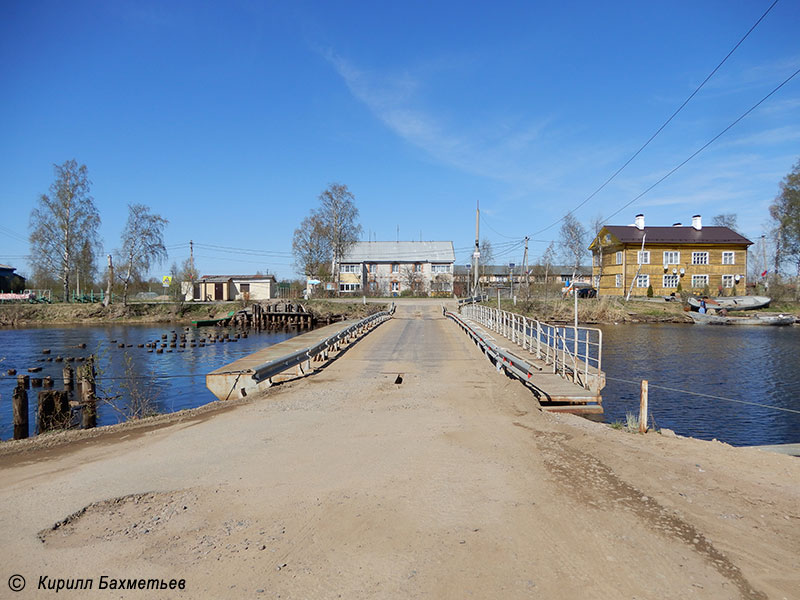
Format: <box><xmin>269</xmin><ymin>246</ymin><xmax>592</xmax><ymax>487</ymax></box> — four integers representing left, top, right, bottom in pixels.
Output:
<box><xmin>602</xmin><ymin>65</ymin><xmax>800</xmax><ymax>223</ymax></box>
<box><xmin>607</xmin><ymin>375</ymin><xmax>800</xmax><ymax>415</ymax></box>
<box><xmin>531</xmin><ymin>0</ymin><xmax>782</xmax><ymax>236</ymax></box>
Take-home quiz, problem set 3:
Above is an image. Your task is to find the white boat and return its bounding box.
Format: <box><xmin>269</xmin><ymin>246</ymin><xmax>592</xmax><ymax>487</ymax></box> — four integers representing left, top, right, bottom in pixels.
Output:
<box><xmin>689</xmin><ymin>312</ymin><xmax>794</xmax><ymax>326</ymax></box>
<box><xmin>687</xmin><ymin>295</ymin><xmax>771</xmax><ymax>311</ymax></box>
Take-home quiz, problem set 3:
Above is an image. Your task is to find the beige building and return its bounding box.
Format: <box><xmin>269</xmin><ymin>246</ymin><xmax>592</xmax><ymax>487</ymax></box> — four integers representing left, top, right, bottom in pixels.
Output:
<box><xmin>184</xmin><ymin>274</ymin><xmax>277</xmax><ymax>302</ymax></box>
<box><xmin>338</xmin><ymin>241</ymin><xmax>456</xmax><ymax>296</ymax></box>
<box><xmin>589</xmin><ymin>214</ymin><xmax>752</xmax><ymax>297</ymax></box>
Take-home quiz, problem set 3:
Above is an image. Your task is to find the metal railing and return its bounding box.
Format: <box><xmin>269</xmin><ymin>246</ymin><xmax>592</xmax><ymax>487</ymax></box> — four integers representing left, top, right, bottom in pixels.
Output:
<box><xmin>460</xmin><ymin>304</ymin><xmax>602</xmax><ymax>392</ymax></box>
<box><xmin>458</xmin><ymin>294</ymin><xmax>488</xmax><ymax>306</ymax></box>
<box><xmin>251</xmin><ymin>304</ymin><xmax>395</xmax><ymax>384</ymax></box>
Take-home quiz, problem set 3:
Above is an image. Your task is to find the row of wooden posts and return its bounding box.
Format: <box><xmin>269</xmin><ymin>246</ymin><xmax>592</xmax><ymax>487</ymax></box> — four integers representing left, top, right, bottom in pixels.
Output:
<box><xmin>231</xmin><ymin>303</ymin><xmax>316</xmax><ymax>330</ymax></box>
<box><xmin>11</xmin><ymin>358</ymin><xmax>97</xmax><ymax>440</ymax></box>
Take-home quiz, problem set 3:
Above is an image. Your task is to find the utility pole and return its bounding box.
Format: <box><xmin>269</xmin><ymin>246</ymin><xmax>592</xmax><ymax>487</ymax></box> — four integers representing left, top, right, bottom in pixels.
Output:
<box><xmin>522</xmin><ymin>236</ymin><xmax>529</xmax><ymax>291</ymax></box>
<box><xmin>472</xmin><ymin>202</ymin><xmax>481</xmax><ymax>295</ymax></box>
<box><xmin>761</xmin><ymin>234</ymin><xmax>768</xmax><ymax>291</ymax></box>
<box><xmin>189</xmin><ymin>239</ymin><xmax>196</xmax><ymax>299</ymax></box>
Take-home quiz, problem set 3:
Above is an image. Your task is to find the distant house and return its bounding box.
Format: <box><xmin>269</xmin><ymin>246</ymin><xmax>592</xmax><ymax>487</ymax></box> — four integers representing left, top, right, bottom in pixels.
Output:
<box><xmin>453</xmin><ymin>264</ymin><xmax>591</xmax><ymax>296</ymax></box>
<box><xmin>184</xmin><ymin>274</ymin><xmax>277</xmax><ymax>302</ymax></box>
<box><xmin>0</xmin><ymin>264</ymin><xmax>25</xmax><ymax>293</ymax></box>
<box><xmin>338</xmin><ymin>241</ymin><xmax>456</xmax><ymax>296</ymax></box>
<box><xmin>588</xmin><ymin>214</ymin><xmax>753</xmax><ymax>297</ymax></box>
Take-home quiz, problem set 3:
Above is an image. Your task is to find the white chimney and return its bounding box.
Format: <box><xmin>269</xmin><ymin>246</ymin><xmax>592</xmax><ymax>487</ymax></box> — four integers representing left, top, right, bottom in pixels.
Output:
<box><xmin>692</xmin><ymin>215</ymin><xmax>702</xmax><ymax>230</ymax></box>
<box><xmin>634</xmin><ymin>214</ymin><xmax>645</xmax><ymax>230</ymax></box>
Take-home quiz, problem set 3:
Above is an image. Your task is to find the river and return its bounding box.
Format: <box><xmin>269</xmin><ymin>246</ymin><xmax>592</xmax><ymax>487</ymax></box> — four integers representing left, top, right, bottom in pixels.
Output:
<box><xmin>598</xmin><ymin>322</ymin><xmax>800</xmax><ymax>446</ymax></box>
<box><xmin>1</xmin><ymin>321</ymin><xmax>798</xmax><ymax>446</ymax></box>
<box><xmin>0</xmin><ymin>324</ymin><xmax>298</xmax><ymax>441</ymax></box>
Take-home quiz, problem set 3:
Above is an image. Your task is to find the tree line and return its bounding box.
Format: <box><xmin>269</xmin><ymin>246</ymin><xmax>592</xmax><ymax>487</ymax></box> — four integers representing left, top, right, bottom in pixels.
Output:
<box><xmin>28</xmin><ymin>159</ymin><xmax>170</xmax><ymax>304</ymax></box>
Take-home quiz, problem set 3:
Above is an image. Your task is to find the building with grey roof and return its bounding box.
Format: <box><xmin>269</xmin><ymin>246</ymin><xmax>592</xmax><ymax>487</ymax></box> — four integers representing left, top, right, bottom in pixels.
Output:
<box><xmin>338</xmin><ymin>241</ymin><xmax>455</xmax><ymax>296</ymax></box>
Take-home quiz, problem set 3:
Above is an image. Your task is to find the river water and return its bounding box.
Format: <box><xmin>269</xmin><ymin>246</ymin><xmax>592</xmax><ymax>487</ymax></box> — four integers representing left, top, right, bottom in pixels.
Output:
<box><xmin>0</xmin><ymin>324</ymin><xmax>298</xmax><ymax>441</ymax></box>
<box><xmin>1</xmin><ymin>322</ymin><xmax>798</xmax><ymax>446</ymax></box>
<box><xmin>598</xmin><ymin>322</ymin><xmax>800</xmax><ymax>447</ymax></box>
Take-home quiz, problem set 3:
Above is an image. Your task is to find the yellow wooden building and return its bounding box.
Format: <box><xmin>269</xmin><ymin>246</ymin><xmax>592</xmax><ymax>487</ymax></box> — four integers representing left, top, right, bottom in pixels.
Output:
<box><xmin>589</xmin><ymin>215</ymin><xmax>753</xmax><ymax>297</ymax></box>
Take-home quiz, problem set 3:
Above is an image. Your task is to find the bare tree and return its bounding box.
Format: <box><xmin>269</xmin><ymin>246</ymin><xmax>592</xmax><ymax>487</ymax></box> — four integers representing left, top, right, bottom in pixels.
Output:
<box><xmin>292</xmin><ymin>210</ymin><xmax>331</xmax><ymax>278</ymax></box>
<box><xmin>400</xmin><ymin>266</ymin><xmax>424</xmax><ymax>296</ymax></box>
<box><xmin>769</xmin><ymin>159</ymin><xmax>800</xmax><ymax>296</ymax></box>
<box><xmin>116</xmin><ymin>204</ymin><xmax>168</xmax><ymax>305</ymax></box>
<box><xmin>318</xmin><ymin>183</ymin><xmax>362</xmax><ymax>294</ymax></box>
<box><xmin>712</xmin><ymin>213</ymin><xmax>739</xmax><ymax>232</ymax></box>
<box><xmin>29</xmin><ymin>160</ymin><xmax>101</xmax><ymax>302</ymax></box>
<box><xmin>589</xmin><ymin>214</ymin><xmax>606</xmax><ymax>288</ymax></box>
<box><xmin>558</xmin><ymin>213</ymin><xmax>587</xmax><ymax>280</ymax></box>
<box><xmin>542</xmin><ymin>242</ymin><xmax>556</xmax><ymax>301</ymax></box>
<box><xmin>479</xmin><ymin>238</ymin><xmax>494</xmax><ymax>281</ymax></box>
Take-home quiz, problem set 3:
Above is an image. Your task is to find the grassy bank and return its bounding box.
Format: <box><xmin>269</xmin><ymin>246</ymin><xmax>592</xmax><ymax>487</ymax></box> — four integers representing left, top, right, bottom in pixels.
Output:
<box><xmin>0</xmin><ymin>300</ymin><xmax>389</xmax><ymax>328</ymax></box>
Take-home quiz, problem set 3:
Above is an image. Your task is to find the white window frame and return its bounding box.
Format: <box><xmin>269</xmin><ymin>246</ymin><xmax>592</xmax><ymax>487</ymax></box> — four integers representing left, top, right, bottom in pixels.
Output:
<box><xmin>615</xmin><ymin>274</ymin><xmax>622</xmax><ymax>288</ymax></box>
<box><xmin>340</xmin><ymin>264</ymin><xmax>359</xmax><ymax>274</ymax></box>
<box><xmin>722</xmin><ymin>274</ymin><xmax>735</xmax><ymax>288</ymax></box>
<box><xmin>722</xmin><ymin>251</ymin><xmax>735</xmax><ymax>265</ymax></box>
<box><xmin>637</xmin><ymin>251</ymin><xmax>650</xmax><ymax>265</ymax></box>
<box><xmin>692</xmin><ymin>252</ymin><xmax>709</xmax><ymax>265</ymax></box>
<box><xmin>615</xmin><ymin>251</ymin><xmax>623</xmax><ymax>265</ymax></box>
<box><xmin>636</xmin><ymin>274</ymin><xmax>649</xmax><ymax>288</ymax></box>
<box><xmin>339</xmin><ymin>283</ymin><xmax>360</xmax><ymax>292</ymax></box>
<box><xmin>431</xmin><ymin>264</ymin><xmax>451</xmax><ymax>274</ymax></box>
<box><xmin>391</xmin><ymin>281</ymin><xmax>399</xmax><ymax>292</ymax></box>
<box><xmin>663</xmin><ymin>251</ymin><xmax>680</xmax><ymax>265</ymax></box>
<box><xmin>691</xmin><ymin>274</ymin><xmax>708</xmax><ymax>288</ymax></box>
<box><xmin>414</xmin><ymin>263</ymin><xmax>422</xmax><ymax>273</ymax></box>
<box><xmin>663</xmin><ymin>274</ymin><xmax>679</xmax><ymax>288</ymax></box>
<box><xmin>391</xmin><ymin>264</ymin><xmax>399</xmax><ymax>274</ymax></box>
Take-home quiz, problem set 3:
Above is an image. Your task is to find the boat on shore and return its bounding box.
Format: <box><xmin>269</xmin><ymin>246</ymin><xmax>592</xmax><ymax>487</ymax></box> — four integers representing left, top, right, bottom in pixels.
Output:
<box><xmin>192</xmin><ymin>310</ymin><xmax>235</xmax><ymax>327</ymax></box>
<box><xmin>687</xmin><ymin>295</ymin><xmax>771</xmax><ymax>311</ymax></box>
<box><xmin>689</xmin><ymin>312</ymin><xmax>795</xmax><ymax>326</ymax></box>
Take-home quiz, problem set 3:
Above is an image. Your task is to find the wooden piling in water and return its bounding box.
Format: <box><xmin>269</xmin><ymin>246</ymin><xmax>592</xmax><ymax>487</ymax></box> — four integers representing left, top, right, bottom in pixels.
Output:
<box><xmin>13</xmin><ymin>385</ymin><xmax>28</xmax><ymax>440</ymax></box>
<box><xmin>17</xmin><ymin>374</ymin><xmax>30</xmax><ymax>389</ymax></box>
<box><xmin>37</xmin><ymin>390</ymin><xmax>70</xmax><ymax>433</ymax></box>
<box><xmin>78</xmin><ymin>357</ymin><xmax>97</xmax><ymax>429</ymax></box>
<box><xmin>62</xmin><ymin>364</ymin><xmax>74</xmax><ymax>391</ymax></box>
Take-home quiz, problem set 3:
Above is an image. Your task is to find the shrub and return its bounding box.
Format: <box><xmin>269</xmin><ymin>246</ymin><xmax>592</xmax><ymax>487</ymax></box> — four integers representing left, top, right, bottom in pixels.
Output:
<box><xmin>646</xmin><ymin>284</ymin><xmax>654</xmax><ymax>297</ymax></box>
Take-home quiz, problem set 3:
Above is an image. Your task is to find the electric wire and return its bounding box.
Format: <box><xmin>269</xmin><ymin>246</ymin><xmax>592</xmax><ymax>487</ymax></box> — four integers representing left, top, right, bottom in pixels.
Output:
<box><xmin>531</xmin><ymin>0</ymin><xmax>783</xmax><ymax>236</ymax></box>
<box><xmin>601</xmin><ymin>65</ymin><xmax>800</xmax><ymax>223</ymax></box>
<box><xmin>606</xmin><ymin>375</ymin><xmax>800</xmax><ymax>415</ymax></box>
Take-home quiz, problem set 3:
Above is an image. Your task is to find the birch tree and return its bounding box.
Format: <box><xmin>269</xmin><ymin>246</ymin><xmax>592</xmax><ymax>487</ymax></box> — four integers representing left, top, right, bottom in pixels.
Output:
<box><xmin>29</xmin><ymin>160</ymin><xmax>101</xmax><ymax>301</ymax></box>
<box><xmin>317</xmin><ymin>183</ymin><xmax>361</xmax><ymax>294</ymax></box>
<box><xmin>558</xmin><ymin>213</ymin><xmax>587</xmax><ymax>279</ymax></box>
<box><xmin>769</xmin><ymin>159</ymin><xmax>800</xmax><ymax>296</ymax></box>
<box><xmin>116</xmin><ymin>204</ymin><xmax>168</xmax><ymax>305</ymax></box>
<box><xmin>291</xmin><ymin>210</ymin><xmax>331</xmax><ymax>278</ymax></box>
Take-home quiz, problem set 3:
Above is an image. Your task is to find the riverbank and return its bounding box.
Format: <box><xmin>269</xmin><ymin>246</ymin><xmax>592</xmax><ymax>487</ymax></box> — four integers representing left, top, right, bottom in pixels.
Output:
<box><xmin>0</xmin><ymin>299</ymin><xmax>388</xmax><ymax>328</ymax></box>
<box><xmin>500</xmin><ymin>296</ymin><xmax>800</xmax><ymax>324</ymax></box>
<box><xmin>0</xmin><ymin>303</ymin><xmax>797</xmax><ymax>599</ymax></box>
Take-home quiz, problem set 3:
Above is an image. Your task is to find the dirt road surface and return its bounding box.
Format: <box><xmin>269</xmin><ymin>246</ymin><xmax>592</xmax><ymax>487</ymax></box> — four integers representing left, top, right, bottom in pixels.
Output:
<box><xmin>1</xmin><ymin>302</ymin><xmax>798</xmax><ymax>599</ymax></box>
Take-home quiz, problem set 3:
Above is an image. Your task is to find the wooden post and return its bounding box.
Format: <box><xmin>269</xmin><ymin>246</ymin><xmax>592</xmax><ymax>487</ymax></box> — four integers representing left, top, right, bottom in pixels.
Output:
<box><xmin>17</xmin><ymin>374</ymin><xmax>30</xmax><ymax>389</ymax></box>
<box><xmin>79</xmin><ymin>358</ymin><xmax>97</xmax><ymax>429</ymax></box>
<box><xmin>12</xmin><ymin>385</ymin><xmax>29</xmax><ymax>440</ymax></box>
<box><xmin>639</xmin><ymin>380</ymin><xmax>649</xmax><ymax>433</ymax></box>
<box><xmin>37</xmin><ymin>390</ymin><xmax>70</xmax><ymax>433</ymax></box>
<box><xmin>62</xmin><ymin>364</ymin><xmax>74</xmax><ymax>391</ymax></box>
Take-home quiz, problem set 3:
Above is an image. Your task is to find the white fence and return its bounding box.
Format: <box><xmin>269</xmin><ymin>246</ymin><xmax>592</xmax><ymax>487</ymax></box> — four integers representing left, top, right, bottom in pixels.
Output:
<box><xmin>460</xmin><ymin>304</ymin><xmax>603</xmax><ymax>393</ymax></box>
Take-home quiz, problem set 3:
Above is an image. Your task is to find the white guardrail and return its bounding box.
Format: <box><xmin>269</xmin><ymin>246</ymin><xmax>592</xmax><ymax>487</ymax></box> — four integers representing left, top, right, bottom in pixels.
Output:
<box><xmin>460</xmin><ymin>303</ymin><xmax>602</xmax><ymax>392</ymax></box>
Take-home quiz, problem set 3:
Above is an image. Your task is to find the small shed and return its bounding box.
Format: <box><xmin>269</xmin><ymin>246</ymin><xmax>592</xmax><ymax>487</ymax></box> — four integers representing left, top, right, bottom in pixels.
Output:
<box><xmin>191</xmin><ymin>274</ymin><xmax>277</xmax><ymax>302</ymax></box>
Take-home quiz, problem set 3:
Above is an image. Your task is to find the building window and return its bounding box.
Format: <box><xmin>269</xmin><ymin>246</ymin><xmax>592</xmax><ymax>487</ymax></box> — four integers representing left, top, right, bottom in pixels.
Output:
<box><xmin>615</xmin><ymin>251</ymin><xmax>623</xmax><ymax>265</ymax></box>
<box><xmin>722</xmin><ymin>275</ymin><xmax>735</xmax><ymax>288</ymax></box>
<box><xmin>431</xmin><ymin>264</ymin><xmax>450</xmax><ymax>273</ymax></box>
<box><xmin>636</xmin><ymin>274</ymin><xmax>649</xmax><ymax>288</ymax></box>
<box><xmin>414</xmin><ymin>263</ymin><xmax>422</xmax><ymax>273</ymax></box>
<box><xmin>367</xmin><ymin>263</ymin><xmax>376</xmax><ymax>273</ymax></box>
<box><xmin>340</xmin><ymin>264</ymin><xmax>359</xmax><ymax>273</ymax></box>
<box><xmin>391</xmin><ymin>282</ymin><xmax>399</xmax><ymax>293</ymax></box>
<box><xmin>615</xmin><ymin>274</ymin><xmax>622</xmax><ymax>288</ymax></box>
<box><xmin>663</xmin><ymin>274</ymin><xmax>679</xmax><ymax>288</ymax></box>
<box><xmin>663</xmin><ymin>251</ymin><xmax>680</xmax><ymax>265</ymax></box>
<box><xmin>692</xmin><ymin>274</ymin><xmax>708</xmax><ymax>288</ymax></box>
<box><xmin>339</xmin><ymin>283</ymin><xmax>360</xmax><ymax>292</ymax></box>
<box><xmin>637</xmin><ymin>251</ymin><xmax>650</xmax><ymax>265</ymax></box>
<box><xmin>368</xmin><ymin>281</ymin><xmax>377</xmax><ymax>291</ymax></box>
<box><xmin>391</xmin><ymin>264</ymin><xmax>399</xmax><ymax>274</ymax></box>
<box><xmin>722</xmin><ymin>251</ymin><xmax>735</xmax><ymax>265</ymax></box>
<box><xmin>692</xmin><ymin>252</ymin><xmax>709</xmax><ymax>265</ymax></box>
<box><xmin>240</xmin><ymin>283</ymin><xmax>250</xmax><ymax>293</ymax></box>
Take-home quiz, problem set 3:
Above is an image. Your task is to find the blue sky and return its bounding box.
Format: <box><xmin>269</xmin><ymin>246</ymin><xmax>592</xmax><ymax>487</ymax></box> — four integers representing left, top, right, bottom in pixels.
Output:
<box><xmin>1</xmin><ymin>0</ymin><xmax>798</xmax><ymax>281</ymax></box>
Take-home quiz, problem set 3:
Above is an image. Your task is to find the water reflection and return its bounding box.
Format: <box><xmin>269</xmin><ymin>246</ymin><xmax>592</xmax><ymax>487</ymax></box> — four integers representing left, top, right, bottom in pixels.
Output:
<box><xmin>599</xmin><ymin>323</ymin><xmax>800</xmax><ymax>446</ymax></box>
<box><xmin>0</xmin><ymin>324</ymin><xmax>298</xmax><ymax>440</ymax></box>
